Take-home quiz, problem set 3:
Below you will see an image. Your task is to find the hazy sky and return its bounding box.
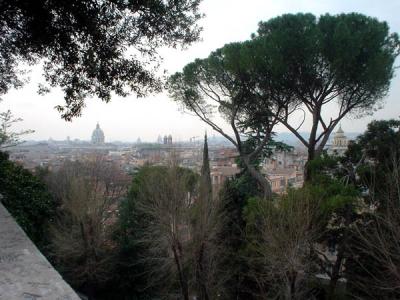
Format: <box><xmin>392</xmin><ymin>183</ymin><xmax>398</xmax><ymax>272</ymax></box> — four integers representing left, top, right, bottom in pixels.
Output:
<box><xmin>2</xmin><ymin>0</ymin><xmax>400</xmax><ymax>142</ymax></box>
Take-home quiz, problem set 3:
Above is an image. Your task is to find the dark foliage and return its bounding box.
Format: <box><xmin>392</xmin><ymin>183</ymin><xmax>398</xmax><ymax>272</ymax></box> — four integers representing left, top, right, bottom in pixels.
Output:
<box><xmin>215</xmin><ymin>172</ymin><xmax>261</xmax><ymax>299</ymax></box>
<box><xmin>342</xmin><ymin>119</ymin><xmax>400</xmax><ymax>208</ymax></box>
<box><xmin>0</xmin><ymin>151</ymin><xmax>55</xmax><ymax>247</ymax></box>
<box><xmin>111</xmin><ymin>167</ymin><xmax>162</xmax><ymax>299</ymax></box>
<box><xmin>0</xmin><ymin>0</ymin><xmax>202</xmax><ymax>119</ymax></box>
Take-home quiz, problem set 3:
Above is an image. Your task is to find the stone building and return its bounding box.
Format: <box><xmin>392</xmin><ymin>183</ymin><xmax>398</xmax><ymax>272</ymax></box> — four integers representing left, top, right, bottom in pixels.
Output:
<box><xmin>210</xmin><ymin>165</ymin><xmax>240</xmax><ymax>186</ymax></box>
<box><xmin>327</xmin><ymin>125</ymin><xmax>349</xmax><ymax>156</ymax></box>
<box><xmin>267</xmin><ymin>168</ymin><xmax>304</xmax><ymax>194</ymax></box>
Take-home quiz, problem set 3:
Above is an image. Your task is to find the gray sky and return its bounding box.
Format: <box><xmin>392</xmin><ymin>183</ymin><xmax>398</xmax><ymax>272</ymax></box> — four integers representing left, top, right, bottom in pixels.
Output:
<box><xmin>2</xmin><ymin>0</ymin><xmax>400</xmax><ymax>142</ymax></box>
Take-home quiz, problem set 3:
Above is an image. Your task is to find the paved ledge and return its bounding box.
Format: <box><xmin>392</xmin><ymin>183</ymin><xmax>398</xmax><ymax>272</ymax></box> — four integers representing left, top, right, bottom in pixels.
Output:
<box><xmin>0</xmin><ymin>202</ymin><xmax>80</xmax><ymax>300</ymax></box>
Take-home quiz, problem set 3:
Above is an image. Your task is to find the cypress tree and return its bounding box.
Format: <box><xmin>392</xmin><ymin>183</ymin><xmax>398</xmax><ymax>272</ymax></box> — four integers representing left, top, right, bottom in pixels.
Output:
<box><xmin>199</xmin><ymin>133</ymin><xmax>212</xmax><ymax>204</ymax></box>
<box><xmin>193</xmin><ymin>133</ymin><xmax>213</xmax><ymax>300</ymax></box>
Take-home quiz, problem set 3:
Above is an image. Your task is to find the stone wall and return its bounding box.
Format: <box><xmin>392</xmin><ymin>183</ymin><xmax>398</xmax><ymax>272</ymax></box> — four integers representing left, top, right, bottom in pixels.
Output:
<box><xmin>0</xmin><ymin>202</ymin><xmax>80</xmax><ymax>300</ymax></box>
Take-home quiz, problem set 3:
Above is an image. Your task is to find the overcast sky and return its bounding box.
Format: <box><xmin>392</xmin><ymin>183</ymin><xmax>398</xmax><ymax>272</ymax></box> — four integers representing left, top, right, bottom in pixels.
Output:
<box><xmin>2</xmin><ymin>0</ymin><xmax>400</xmax><ymax>142</ymax></box>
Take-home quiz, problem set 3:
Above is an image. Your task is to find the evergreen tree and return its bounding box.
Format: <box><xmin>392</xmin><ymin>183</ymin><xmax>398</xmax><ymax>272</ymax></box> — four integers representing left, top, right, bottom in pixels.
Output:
<box><xmin>215</xmin><ymin>172</ymin><xmax>261</xmax><ymax>299</ymax></box>
<box><xmin>199</xmin><ymin>133</ymin><xmax>212</xmax><ymax>203</ymax></box>
<box><xmin>192</xmin><ymin>133</ymin><xmax>215</xmax><ymax>300</ymax></box>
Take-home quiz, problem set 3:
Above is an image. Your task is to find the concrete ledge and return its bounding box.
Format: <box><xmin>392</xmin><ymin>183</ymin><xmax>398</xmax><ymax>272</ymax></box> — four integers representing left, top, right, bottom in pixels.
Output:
<box><xmin>0</xmin><ymin>202</ymin><xmax>80</xmax><ymax>300</ymax></box>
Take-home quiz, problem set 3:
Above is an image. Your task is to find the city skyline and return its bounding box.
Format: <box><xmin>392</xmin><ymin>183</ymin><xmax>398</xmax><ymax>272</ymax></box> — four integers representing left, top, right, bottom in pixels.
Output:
<box><xmin>2</xmin><ymin>0</ymin><xmax>400</xmax><ymax>142</ymax></box>
<box><xmin>30</xmin><ymin>122</ymin><xmax>358</xmax><ymax>145</ymax></box>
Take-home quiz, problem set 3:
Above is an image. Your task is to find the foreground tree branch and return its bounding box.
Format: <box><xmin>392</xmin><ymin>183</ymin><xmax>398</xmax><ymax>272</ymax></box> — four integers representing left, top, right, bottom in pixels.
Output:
<box><xmin>0</xmin><ymin>0</ymin><xmax>203</xmax><ymax>119</ymax></box>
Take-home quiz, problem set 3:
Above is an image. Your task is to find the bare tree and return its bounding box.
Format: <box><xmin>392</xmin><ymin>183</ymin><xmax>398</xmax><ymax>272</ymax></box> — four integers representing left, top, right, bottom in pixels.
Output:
<box><xmin>245</xmin><ymin>191</ymin><xmax>320</xmax><ymax>300</ymax></box>
<box><xmin>190</xmin><ymin>186</ymin><xmax>223</xmax><ymax>300</ymax></box>
<box><xmin>347</xmin><ymin>159</ymin><xmax>400</xmax><ymax>299</ymax></box>
<box><xmin>48</xmin><ymin>156</ymin><xmax>129</xmax><ymax>294</ymax></box>
<box><xmin>131</xmin><ymin>162</ymin><xmax>197</xmax><ymax>300</ymax></box>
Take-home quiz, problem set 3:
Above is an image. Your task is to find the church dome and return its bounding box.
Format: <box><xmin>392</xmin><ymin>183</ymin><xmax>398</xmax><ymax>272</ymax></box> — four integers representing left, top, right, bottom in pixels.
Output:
<box><xmin>91</xmin><ymin>123</ymin><xmax>105</xmax><ymax>144</ymax></box>
<box><xmin>332</xmin><ymin>125</ymin><xmax>348</xmax><ymax>148</ymax></box>
<box><xmin>334</xmin><ymin>125</ymin><xmax>345</xmax><ymax>138</ymax></box>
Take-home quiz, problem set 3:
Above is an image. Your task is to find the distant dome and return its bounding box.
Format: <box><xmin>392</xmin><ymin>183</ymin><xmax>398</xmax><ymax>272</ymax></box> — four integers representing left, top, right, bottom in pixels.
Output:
<box><xmin>331</xmin><ymin>125</ymin><xmax>348</xmax><ymax>149</ymax></box>
<box><xmin>334</xmin><ymin>125</ymin><xmax>345</xmax><ymax>138</ymax></box>
<box><xmin>91</xmin><ymin>123</ymin><xmax>105</xmax><ymax>144</ymax></box>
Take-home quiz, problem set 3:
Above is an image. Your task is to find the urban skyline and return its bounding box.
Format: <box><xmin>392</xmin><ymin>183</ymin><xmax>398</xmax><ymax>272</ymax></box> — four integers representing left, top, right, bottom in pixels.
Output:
<box><xmin>1</xmin><ymin>0</ymin><xmax>399</xmax><ymax>142</ymax></box>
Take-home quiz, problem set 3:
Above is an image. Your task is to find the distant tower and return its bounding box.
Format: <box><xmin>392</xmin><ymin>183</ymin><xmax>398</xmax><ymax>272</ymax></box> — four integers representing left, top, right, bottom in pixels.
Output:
<box><xmin>157</xmin><ymin>135</ymin><xmax>163</xmax><ymax>144</ymax></box>
<box><xmin>136</xmin><ymin>137</ymin><xmax>142</xmax><ymax>144</ymax></box>
<box><xmin>167</xmin><ymin>134</ymin><xmax>172</xmax><ymax>145</ymax></box>
<box><xmin>91</xmin><ymin>123</ymin><xmax>105</xmax><ymax>144</ymax></box>
<box><xmin>163</xmin><ymin>135</ymin><xmax>168</xmax><ymax>144</ymax></box>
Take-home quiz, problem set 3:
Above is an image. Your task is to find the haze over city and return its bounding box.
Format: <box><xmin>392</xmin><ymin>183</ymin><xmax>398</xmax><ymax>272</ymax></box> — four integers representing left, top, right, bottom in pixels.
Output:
<box><xmin>2</xmin><ymin>0</ymin><xmax>400</xmax><ymax>142</ymax></box>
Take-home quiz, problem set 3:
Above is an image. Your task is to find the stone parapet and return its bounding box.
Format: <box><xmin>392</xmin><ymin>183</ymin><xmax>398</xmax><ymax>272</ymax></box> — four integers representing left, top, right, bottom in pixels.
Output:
<box><xmin>0</xmin><ymin>202</ymin><xmax>80</xmax><ymax>300</ymax></box>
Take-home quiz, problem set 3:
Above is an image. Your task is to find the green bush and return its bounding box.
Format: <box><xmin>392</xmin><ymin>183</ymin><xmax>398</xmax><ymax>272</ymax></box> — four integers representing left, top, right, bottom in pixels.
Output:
<box><xmin>0</xmin><ymin>151</ymin><xmax>55</xmax><ymax>246</ymax></box>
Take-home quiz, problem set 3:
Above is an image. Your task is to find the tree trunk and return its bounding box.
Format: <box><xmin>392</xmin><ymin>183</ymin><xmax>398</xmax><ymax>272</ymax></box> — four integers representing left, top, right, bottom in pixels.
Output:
<box><xmin>304</xmin><ymin>104</ymin><xmax>320</xmax><ymax>183</ymax></box>
<box><xmin>196</xmin><ymin>244</ymin><xmax>210</xmax><ymax>300</ymax></box>
<box><xmin>328</xmin><ymin>254</ymin><xmax>343</xmax><ymax>300</ymax></box>
<box><xmin>172</xmin><ymin>243</ymin><xmax>189</xmax><ymax>300</ymax></box>
<box><xmin>243</xmin><ymin>157</ymin><xmax>272</xmax><ymax>199</ymax></box>
<box><xmin>328</xmin><ymin>204</ymin><xmax>351</xmax><ymax>299</ymax></box>
<box><xmin>304</xmin><ymin>147</ymin><xmax>316</xmax><ymax>183</ymax></box>
<box><xmin>286</xmin><ymin>270</ymin><xmax>298</xmax><ymax>300</ymax></box>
